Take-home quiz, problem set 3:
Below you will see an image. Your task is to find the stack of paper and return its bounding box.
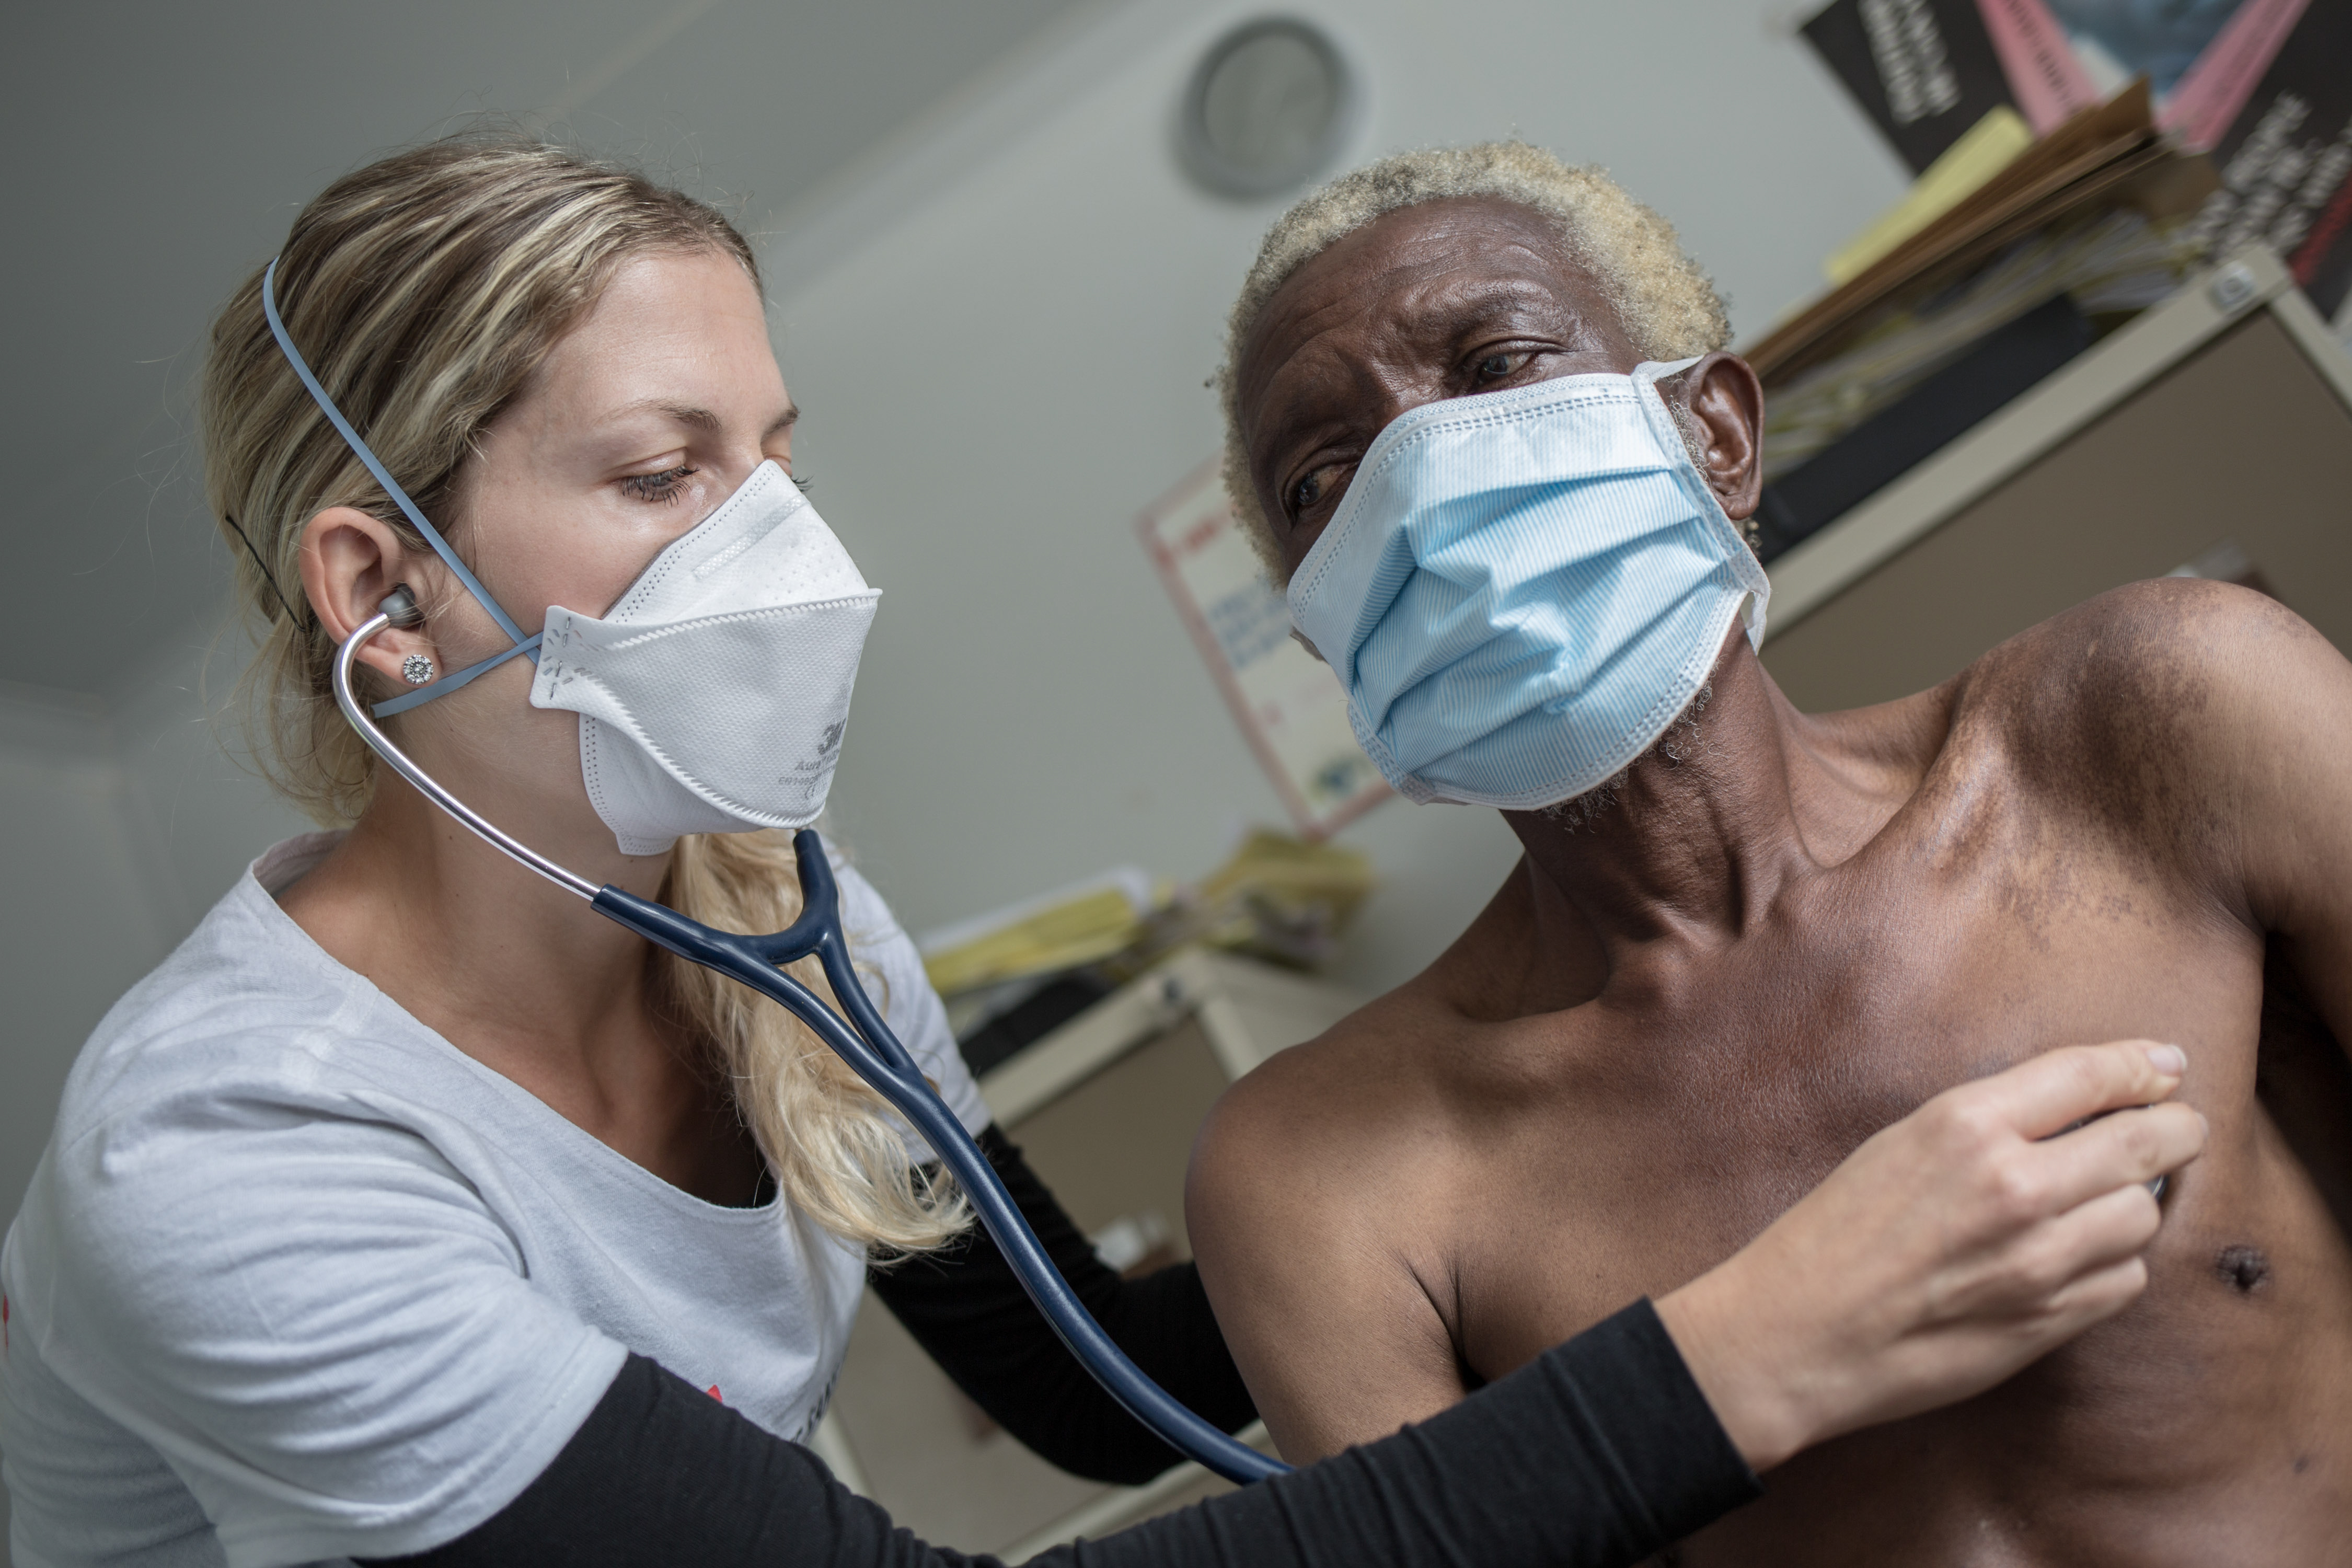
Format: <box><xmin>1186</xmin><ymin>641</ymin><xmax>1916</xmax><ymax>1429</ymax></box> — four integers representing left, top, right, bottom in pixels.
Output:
<box><xmin>920</xmin><ymin>868</ymin><xmax>1157</xmax><ymax>999</ymax></box>
<box><xmin>1743</xmin><ymin>79</ymin><xmax>2228</xmax><ymax>556</ymax></box>
<box><xmin>1144</xmin><ymin>830</ymin><xmax>1376</xmax><ymax>973</ymax></box>
<box><xmin>1751</xmin><ymin>82</ymin><xmax>2186</xmax><ymax>385</ymax></box>
<box><xmin>1798</xmin><ymin>0</ymin><xmax>2352</xmax><ymax>337</ymax></box>
<box><xmin>918</xmin><ymin>831</ymin><xmax>1375</xmax><ymax>1075</ymax></box>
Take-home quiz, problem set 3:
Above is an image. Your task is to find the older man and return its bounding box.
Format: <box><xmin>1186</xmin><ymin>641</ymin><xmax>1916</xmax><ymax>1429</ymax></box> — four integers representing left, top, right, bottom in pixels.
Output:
<box><xmin>1185</xmin><ymin>143</ymin><xmax>2352</xmax><ymax>1563</ymax></box>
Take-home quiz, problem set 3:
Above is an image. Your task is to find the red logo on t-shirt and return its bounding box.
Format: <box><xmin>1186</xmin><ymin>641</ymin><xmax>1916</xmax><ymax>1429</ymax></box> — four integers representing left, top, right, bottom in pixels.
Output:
<box><xmin>707</xmin><ymin>1384</ymin><xmax>723</xmax><ymax>1402</ymax></box>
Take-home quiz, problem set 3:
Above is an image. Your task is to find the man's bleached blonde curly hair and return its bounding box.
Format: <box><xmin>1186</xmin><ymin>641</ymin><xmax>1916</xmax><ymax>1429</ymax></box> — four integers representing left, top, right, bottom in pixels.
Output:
<box><xmin>1218</xmin><ymin>142</ymin><xmax>1730</xmax><ymax>578</ymax></box>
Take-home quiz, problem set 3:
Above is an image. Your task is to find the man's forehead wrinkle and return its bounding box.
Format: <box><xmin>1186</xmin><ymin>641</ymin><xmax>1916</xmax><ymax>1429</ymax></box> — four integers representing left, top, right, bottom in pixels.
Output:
<box><xmin>1371</xmin><ymin>196</ymin><xmax>1584</xmax><ymax>279</ymax></box>
<box><xmin>1388</xmin><ymin>273</ymin><xmax>1578</xmax><ymax>344</ymax></box>
<box><xmin>1364</xmin><ymin>202</ymin><xmax>1638</xmax><ymax>357</ymax></box>
<box><xmin>1243</xmin><ymin>256</ymin><xmax>1557</xmax><ymax>424</ymax></box>
<box><xmin>1238</xmin><ymin>264</ymin><xmax>1380</xmax><ymax>453</ymax></box>
<box><xmin>1247</xmin><ymin>278</ymin><xmax>1577</xmax><ymax>469</ymax></box>
<box><xmin>1247</xmin><ymin>328</ymin><xmax>1388</xmax><ymax>476</ymax></box>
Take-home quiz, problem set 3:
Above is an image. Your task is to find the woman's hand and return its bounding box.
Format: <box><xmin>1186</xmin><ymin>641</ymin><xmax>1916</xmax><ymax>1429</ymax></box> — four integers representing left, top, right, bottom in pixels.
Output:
<box><xmin>1654</xmin><ymin>1039</ymin><xmax>2206</xmax><ymax>1472</ymax></box>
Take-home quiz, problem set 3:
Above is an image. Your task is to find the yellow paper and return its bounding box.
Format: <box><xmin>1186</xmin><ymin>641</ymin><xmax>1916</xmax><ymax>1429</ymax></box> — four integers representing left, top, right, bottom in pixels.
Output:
<box><xmin>1825</xmin><ymin>108</ymin><xmax>2034</xmax><ymax>286</ymax></box>
<box><xmin>922</xmin><ymin>886</ymin><xmax>1144</xmax><ymax>996</ymax></box>
<box><xmin>1183</xmin><ymin>830</ymin><xmax>1375</xmax><ymax>965</ymax></box>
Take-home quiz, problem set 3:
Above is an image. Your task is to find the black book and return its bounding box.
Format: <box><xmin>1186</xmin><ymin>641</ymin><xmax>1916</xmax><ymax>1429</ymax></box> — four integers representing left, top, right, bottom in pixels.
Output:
<box><xmin>2189</xmin><ymin>0</ymin><xmax>2352</xmax><ymax>319</ymax></box>
<box><xmin>1803</xmin><ymin>0</ymin><xmax>2020</xmax><ymax>173</ymax></box>
<box><xmin>954</xmin><ymin>973</ymin><xmax>1115</xmax><ymax>1077</ymax></box>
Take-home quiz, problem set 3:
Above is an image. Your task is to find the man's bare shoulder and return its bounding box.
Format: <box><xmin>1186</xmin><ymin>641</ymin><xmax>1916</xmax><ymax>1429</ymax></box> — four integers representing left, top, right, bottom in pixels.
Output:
<box><xmin>1184</xmin><ymin>971</ymin><xmax>1494</xmax><ymax>1457</ymax></box>
<box><xmin>1957</xmin><ymin>571</ymin><xmax>2298</xmax><ymax>693</ymax></box>
<box><xmin>1936</xmin><ymin>579</ymin><xmax>2333</xmax><ymax>859</ymax></box>
<box><xmin>1191</xmin><ymin>974</ymin><xmax>1465</xmax><ymax>1208</ymax></box>
<box><xmin>1196</xmin><ymin>839</ymin><xmax>1643</xmax><ymax>1269</ymax></box>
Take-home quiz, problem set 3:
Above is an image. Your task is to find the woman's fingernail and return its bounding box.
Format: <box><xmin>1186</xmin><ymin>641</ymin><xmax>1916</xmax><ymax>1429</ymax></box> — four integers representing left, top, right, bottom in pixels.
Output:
<box><xmin>2145</xmin><ymin>1043</ymin><xmax>2187</xmax><ymax>1075</ymax></box>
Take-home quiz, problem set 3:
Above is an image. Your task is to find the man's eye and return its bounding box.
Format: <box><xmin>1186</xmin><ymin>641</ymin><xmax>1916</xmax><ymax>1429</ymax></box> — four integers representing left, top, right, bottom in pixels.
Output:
<box><xmin>1474</xmin><ymin>351</ymin><xmax>1529</xmax><ymax>382</ymax></box>
<box><xmin>1289</xmin><ymin>462</ymin><xmax>1352</xmax><ymax>520</ymax></box>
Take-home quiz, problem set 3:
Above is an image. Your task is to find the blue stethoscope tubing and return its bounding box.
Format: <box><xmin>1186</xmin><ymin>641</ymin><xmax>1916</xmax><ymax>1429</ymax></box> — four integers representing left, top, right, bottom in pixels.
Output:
<box><xmin>331</xmin><ymin>602</ymin><xmax>1287</xmax><ymax>1485</ymax></box>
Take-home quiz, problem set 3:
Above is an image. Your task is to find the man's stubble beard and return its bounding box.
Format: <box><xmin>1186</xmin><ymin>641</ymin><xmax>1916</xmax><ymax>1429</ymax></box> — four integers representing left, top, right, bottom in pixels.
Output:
<box><xmin>1536</xmin><ymin>682</ymin><xmax>1713</xmax><ymax>834</ymax></box>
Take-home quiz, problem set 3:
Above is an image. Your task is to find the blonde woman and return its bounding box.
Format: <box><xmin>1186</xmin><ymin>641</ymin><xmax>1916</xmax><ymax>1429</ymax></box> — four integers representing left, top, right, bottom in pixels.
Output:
<box><xmin>0</xmin><ymin>138</ymin><xmax>2202</xmax><ymax>1568</ymax></box>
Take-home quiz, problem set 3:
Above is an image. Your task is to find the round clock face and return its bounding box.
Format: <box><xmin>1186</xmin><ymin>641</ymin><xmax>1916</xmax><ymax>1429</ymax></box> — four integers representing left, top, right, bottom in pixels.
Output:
<box><xmin>1179</xmin><ymin>19</ymin><xmax>1355</xmax><ymax>198</ymax></box>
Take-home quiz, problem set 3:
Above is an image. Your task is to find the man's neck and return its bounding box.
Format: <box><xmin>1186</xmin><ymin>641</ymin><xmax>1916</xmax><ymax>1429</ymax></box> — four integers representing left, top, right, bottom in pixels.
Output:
<box><xmin>1504</xmin><ymin>629</ymin><xmax>1818</xmax><ymax>958</ymax></box>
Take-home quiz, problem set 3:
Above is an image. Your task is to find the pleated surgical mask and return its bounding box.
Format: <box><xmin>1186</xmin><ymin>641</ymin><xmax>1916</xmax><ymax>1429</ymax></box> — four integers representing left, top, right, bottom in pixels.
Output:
<box><xmin>1287</xmin><ymin>358</ymin><xmax>1769</xmax><ymax>811</ymax></box>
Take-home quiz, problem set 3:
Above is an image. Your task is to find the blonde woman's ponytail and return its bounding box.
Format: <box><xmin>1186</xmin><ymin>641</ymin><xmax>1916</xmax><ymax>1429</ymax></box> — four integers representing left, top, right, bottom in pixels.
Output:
<box><xmin>656</xmin><ymin>830</ymin><xmax>969</xmax><ymax>1252</ymax></box>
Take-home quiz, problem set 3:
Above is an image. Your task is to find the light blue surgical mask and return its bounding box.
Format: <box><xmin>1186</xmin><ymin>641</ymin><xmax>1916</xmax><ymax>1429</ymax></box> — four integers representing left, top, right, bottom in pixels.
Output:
<box><xmin>1287</xmin><ymin>358</ymin><xmax>1769</xmax><ymax>811</ymax></box>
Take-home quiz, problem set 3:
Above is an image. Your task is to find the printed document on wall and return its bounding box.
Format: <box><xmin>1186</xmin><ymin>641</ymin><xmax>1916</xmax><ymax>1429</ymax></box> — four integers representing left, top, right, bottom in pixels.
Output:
<box><xmin>1138</xmin><ymin>462</ymin><xmax>1387</xmax><ymax>839</ymax></box>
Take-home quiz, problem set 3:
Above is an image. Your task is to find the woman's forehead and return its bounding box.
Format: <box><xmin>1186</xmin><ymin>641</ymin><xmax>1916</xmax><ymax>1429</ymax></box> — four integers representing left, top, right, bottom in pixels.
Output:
<box><xmin>528</xmin><ymin>251</ymin><xmax>783</xmax><ymax>422</ymax></box>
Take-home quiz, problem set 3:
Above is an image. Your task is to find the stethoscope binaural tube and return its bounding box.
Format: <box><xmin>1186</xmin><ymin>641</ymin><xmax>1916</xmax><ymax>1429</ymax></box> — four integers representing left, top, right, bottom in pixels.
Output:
<box><xmin>333</xmin><ymin>597</ymin><xmax>1287</xmax><ymax>1485</ymax></box>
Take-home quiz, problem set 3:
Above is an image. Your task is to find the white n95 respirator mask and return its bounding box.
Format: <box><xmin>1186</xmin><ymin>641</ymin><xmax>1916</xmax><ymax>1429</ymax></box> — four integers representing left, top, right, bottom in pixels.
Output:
<box><xmin>527</xmin><ymin>462</ymin><xmax>879</xmax><ymax>855</ymax></box>
<box><xmin>1288</xmin><ymin>358</ymin><xmax>1769</xmax><ymax>812</ymax></box>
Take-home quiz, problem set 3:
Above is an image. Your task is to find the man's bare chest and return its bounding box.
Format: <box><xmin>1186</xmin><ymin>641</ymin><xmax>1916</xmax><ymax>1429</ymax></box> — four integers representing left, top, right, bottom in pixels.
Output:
<box><xmin>1472</xmin><ymin>857</ymin><xmax>2252</xmax><ymax>1265</ymax></box>
<box><xmin>1435</xmin><ymin>857</ymin><xmax>2352</xmax><ymax>1563</ymax></box>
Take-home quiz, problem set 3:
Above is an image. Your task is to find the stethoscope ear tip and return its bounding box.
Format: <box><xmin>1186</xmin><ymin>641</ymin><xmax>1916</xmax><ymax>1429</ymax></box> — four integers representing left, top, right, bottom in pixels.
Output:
<box><xmin>379</xmin><ymin>584</ymin><xmax>425</xmax><ymax>629</ymax></box>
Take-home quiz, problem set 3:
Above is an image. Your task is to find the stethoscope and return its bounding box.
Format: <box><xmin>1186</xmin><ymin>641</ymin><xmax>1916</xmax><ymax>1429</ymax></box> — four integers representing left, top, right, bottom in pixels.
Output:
<box><xmin>335</xmin><ymin>589</ymin><xmax>1286</xmax><ymax>1485</ymax></box>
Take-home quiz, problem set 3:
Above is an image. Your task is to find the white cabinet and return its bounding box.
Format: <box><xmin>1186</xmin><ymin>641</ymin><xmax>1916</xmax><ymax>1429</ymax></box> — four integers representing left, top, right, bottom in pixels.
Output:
<box><xmin>1761</xmin><ymin>248</ymin><xmax>2352</xmax><ymax>711</ymax></box>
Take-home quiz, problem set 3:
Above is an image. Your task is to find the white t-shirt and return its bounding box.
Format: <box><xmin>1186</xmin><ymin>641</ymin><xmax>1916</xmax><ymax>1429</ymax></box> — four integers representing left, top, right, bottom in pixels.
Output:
<box><xmin>1</xmin><ymin>833</ymin><xmax>989</xmax><ymax>1568</ymax></box>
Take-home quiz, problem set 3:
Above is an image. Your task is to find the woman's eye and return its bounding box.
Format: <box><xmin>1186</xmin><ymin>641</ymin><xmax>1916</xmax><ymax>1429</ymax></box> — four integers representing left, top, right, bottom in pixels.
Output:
<box><xmin>620</xmin><ymin>465</ymin><xmax>698</xmax><ymax>503</ymax></box>
<box><xmin>1293</xmin><ymin>472</ymin><xmax>1324</xmax><ymax>514</ymax></box>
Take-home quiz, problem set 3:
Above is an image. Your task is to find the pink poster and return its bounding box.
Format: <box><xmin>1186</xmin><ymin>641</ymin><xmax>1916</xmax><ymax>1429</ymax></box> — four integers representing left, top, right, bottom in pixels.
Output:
<box><xmin>2159</xmin><ymin>0</ymin><xmax>2314</xmax><ymax>151</ymax></box>
<box><xmin>1975</xmin><ymin>0</ymin><xmax>2102</xmax><ymax>131</ymax></box>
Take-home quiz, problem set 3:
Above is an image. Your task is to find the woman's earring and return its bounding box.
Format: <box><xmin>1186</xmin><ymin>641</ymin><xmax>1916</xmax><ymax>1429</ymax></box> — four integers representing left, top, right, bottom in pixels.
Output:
<box><xmin>401</xmin><ymin>653</ymin><xmax>436</xmax><ymax>686</ymax></box>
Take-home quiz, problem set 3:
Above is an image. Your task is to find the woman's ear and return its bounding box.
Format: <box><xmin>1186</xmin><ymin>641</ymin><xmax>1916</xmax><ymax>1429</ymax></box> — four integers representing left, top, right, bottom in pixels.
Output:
<box><xmin>297</xmin><ymin>506</ymin><xmax>443</xmax><ymax>691</ymax></box>
<box><xmin>1682</xmin><ymin>352</ymin><xmax>1766</xmax><ymax>523</ymax></box>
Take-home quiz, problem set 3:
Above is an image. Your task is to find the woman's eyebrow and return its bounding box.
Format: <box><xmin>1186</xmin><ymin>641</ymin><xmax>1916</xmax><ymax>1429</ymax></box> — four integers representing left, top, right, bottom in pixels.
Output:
<box><xmin>605</xmin><ymin>399</ymin><xmax>800</xmax><ymax>440</ymax></box>
<box><xmin>615</xmin><ymin>399</ymin><xmax>723</xmax><ymax>432</ymax></box>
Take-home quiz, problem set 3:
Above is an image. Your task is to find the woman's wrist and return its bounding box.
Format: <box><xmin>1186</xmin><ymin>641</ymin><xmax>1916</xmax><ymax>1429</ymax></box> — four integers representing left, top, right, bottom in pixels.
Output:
<box><xmin>1653</xmin><ymin>1261</ymin><xmax>1814</xmax><ymax>1474</ymax></box>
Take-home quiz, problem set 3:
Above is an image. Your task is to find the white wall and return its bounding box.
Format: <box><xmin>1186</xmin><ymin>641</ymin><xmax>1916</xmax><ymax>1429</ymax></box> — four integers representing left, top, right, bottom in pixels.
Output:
<box><xmin>0</xmin><ymin>635</ymin><xmax>315</xmax><ymax>1230</ymax></box>
<box><xmin>768</xmin><ymin>0</ymin><xmax>1912</xmax><ymax>984</ymax></box>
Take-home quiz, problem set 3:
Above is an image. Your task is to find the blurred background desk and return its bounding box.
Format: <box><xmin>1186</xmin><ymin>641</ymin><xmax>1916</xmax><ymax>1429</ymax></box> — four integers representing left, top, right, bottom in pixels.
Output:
<box><xmin>1762</xmin><ymin>247</ymin><xmax>2352</xmax><ymax>708</ymax></box>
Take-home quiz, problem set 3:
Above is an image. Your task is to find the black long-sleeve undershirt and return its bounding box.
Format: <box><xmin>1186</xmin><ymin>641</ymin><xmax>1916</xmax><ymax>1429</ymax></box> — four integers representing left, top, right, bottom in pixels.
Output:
<box><xmin>863</xmin><ymin>1124</ymin><xmax>1258</xmax><ymax>1484</ymax></box>
<box><xmin>369</xmin><ymin>1127</ymin><xmax>1761</xmax><ymax>1565</ymax></box>
<box><xmin>376</xmin><ymin>1299</ymin><xmax>1757</xmax><ymax>1568</ymax></box>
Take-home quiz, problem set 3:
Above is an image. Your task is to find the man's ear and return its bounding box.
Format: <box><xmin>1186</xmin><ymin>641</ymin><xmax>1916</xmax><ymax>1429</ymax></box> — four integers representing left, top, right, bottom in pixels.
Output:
<box><xmin>1680</xmin><ymin>352</ymin><xmax>1765</xmax><ymax>523</ymax></box>
<box><xmin>297</xmin><ymin>506</ymin><xmax>444</xmax><ymax>693</ymax></box>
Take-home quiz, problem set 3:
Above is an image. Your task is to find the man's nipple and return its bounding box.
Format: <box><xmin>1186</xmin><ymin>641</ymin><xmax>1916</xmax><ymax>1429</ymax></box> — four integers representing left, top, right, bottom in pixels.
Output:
<box><xmin>2213</xmin><ymin>1243</ymin><xmax>2272</xmax><ymax>1295</ymax></box>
